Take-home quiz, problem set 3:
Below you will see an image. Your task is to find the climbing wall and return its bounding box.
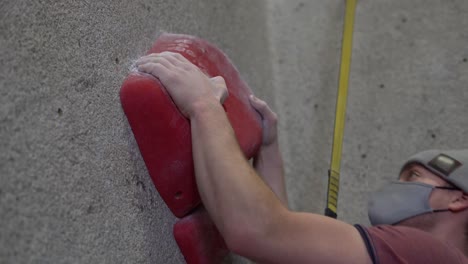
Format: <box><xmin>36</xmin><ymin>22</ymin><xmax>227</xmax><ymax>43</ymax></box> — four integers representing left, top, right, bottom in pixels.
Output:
<box><xmin>0</xmin><ymin>1</ymin><xmax>271</xmax><ymax>263</ymax></box>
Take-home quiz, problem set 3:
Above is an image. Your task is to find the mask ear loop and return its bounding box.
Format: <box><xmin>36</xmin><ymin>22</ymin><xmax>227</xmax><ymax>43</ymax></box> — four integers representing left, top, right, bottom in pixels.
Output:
<box><xmin>432</xmin><ymin>209</ymin><xmax>451</xmax><ymax>213</ymax></box>
<box><xmin>435</xmin><ymin>186</ymin><xmax>459</xmax><ymax>190</ymax></box>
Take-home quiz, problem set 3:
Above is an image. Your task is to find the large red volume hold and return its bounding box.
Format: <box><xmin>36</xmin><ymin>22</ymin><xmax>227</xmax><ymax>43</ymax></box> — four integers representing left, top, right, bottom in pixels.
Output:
<box><xmin>120</xmin><ymin>33</ymin><xmax>263</xmax><ymax>218</ymax></box>
<box><xmin>174</xmin><ymin>208</ymin><xmax>229</xmax><ymax>264</ymax></box>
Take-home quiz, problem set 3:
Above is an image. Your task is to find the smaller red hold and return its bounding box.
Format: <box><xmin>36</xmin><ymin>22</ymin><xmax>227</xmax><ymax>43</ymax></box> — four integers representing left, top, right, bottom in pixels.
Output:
<box><xmin>174</xmin><ymin>207</ymin><xmax>229</xmax><ymax>264</ymax></box>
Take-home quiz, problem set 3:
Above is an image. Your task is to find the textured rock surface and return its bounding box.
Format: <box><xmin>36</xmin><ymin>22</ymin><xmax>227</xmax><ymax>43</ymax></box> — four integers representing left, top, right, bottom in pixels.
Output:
<box><xmin>0</xmin><ymin>1</ymin><xmax>270</xmax><ymax>263</ymax></box>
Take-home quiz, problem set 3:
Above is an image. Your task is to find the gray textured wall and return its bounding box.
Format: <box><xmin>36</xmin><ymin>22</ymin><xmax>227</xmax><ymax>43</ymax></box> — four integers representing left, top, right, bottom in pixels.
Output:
<box><xmin>0</xmin><ymin>0</ymin><xmax>271</xmax><ymax>263</ymax></box>
<box><xmin>1</xmin><ymin>0</ymin><xmax>468</xmax><ymax>263</ymax></box>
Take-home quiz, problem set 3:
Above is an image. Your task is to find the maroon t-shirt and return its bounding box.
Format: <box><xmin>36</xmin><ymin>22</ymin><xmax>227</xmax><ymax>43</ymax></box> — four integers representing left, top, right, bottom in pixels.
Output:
<box><xmin>355</xmin><ymin>225</ymin><xmax>468</xmax><ymax>264</ymax></box>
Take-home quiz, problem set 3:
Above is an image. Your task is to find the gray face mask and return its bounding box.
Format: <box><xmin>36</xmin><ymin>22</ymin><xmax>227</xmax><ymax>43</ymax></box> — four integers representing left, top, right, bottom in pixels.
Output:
<box><xmin>368</xmin><ymin>181</ymin><xmax>457</xmax><ymax>226</ymax></box>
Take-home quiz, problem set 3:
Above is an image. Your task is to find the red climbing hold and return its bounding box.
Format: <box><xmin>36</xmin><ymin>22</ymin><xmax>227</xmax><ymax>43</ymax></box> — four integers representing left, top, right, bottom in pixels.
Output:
<box><xmin>174</xmin><ymin>207</ymin><xmax>228</xmax><ymax>264</ymax></box>
<box><xmin>120</xmin><ymin>33</ymin><xmax>262</xmax><ymax>218</ymax></box>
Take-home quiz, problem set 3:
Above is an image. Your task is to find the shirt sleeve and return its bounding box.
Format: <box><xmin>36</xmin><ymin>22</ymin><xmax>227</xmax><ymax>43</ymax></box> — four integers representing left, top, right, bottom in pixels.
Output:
<box><xmin>355</xmin><ymin>224</ymin><xmax>467</xmax><ymax>264</ymax></box>
<box><xmin>354</xmin><ymin>224</ymin><xmax>378</xmax><ymax>264</ymax></box>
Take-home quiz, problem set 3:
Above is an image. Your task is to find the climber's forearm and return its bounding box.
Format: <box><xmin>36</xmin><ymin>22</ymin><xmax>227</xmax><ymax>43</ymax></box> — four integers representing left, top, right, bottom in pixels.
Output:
<box><xmin>254</xmin><ymin>141</ymin><xmax>288</xmax><ymax>207</ymax></box>
<box><xmin>190</xmin><ymin>101</ymin><xmax>285</xmax><ymax>247</ymax></box>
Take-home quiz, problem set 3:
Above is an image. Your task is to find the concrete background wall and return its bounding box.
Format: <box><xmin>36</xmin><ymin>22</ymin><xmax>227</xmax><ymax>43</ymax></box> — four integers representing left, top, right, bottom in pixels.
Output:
<box><xmin>268</xmin><ymin>0</ymin><xmax>468</xmax><ymax>225</ymax></box>
<box><xmin>0</xmin><ymin>0</ymin><xmax>271</xmax><ymax>263</ymax></box>
<box><xmin>1</xmin><ymin>0</ymin><xmax>467</xmax><ymax>263</ymax></box>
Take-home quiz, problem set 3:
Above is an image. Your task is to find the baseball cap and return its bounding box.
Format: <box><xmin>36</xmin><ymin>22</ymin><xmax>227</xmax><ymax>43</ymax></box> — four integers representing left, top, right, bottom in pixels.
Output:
<box><xmin>400</xmin><ymin>149</ymin><xmax>468</xmax><ymax>192</ymax></box>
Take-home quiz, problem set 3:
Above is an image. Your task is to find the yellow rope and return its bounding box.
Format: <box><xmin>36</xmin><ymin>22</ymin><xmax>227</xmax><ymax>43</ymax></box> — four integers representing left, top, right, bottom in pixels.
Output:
<box><xmin>326</xmin><ymin>0</ymin><xmax>357</xmax><ymax>218</ymax></box>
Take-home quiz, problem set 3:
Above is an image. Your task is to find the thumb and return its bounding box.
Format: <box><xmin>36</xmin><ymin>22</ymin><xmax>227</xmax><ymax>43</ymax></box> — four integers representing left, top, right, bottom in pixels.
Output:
<box><xmin>249</xmin><ymin>95</ymin><xmax>278</xmax><ymax>123</ymax></box>
<box><xmin>210</xmin><ymin>76</ymin><xmax>229</xmax><ymax>104</ymax></box>
<box><xmin>249</xmin><ymin>95</ymin><xmax>268</xmax><ymax>116</ymax></box>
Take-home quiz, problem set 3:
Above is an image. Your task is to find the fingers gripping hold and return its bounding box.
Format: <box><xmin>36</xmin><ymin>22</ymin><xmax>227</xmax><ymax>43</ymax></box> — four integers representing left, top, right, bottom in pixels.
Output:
<box><xmin>165</xmin><ymin>51</ymin><xmax>189</xmax><ymax>63</ymax></box>
<box><xmin>159</xmin><ymin>51</ymin><xmax>189</xmax><ymax>67</ymax></box>
<box><xmin>135</xmin><ymin>52</ymin><xmax>223</xmax><ymax>118</ymax></box>
<box><xmin>137</xmin><ymin>62</ymin><xmax>170</xmax><ymax>80</ymax></box>
<box><xmin>156</xmin><ymin>52</ymin><xmax>197</xmax><ymax>72</ymax></box>
<box><xmin>136</xmin><ymin>55</ymin><xmax>175</xmax><ymax>70</ymax></box>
